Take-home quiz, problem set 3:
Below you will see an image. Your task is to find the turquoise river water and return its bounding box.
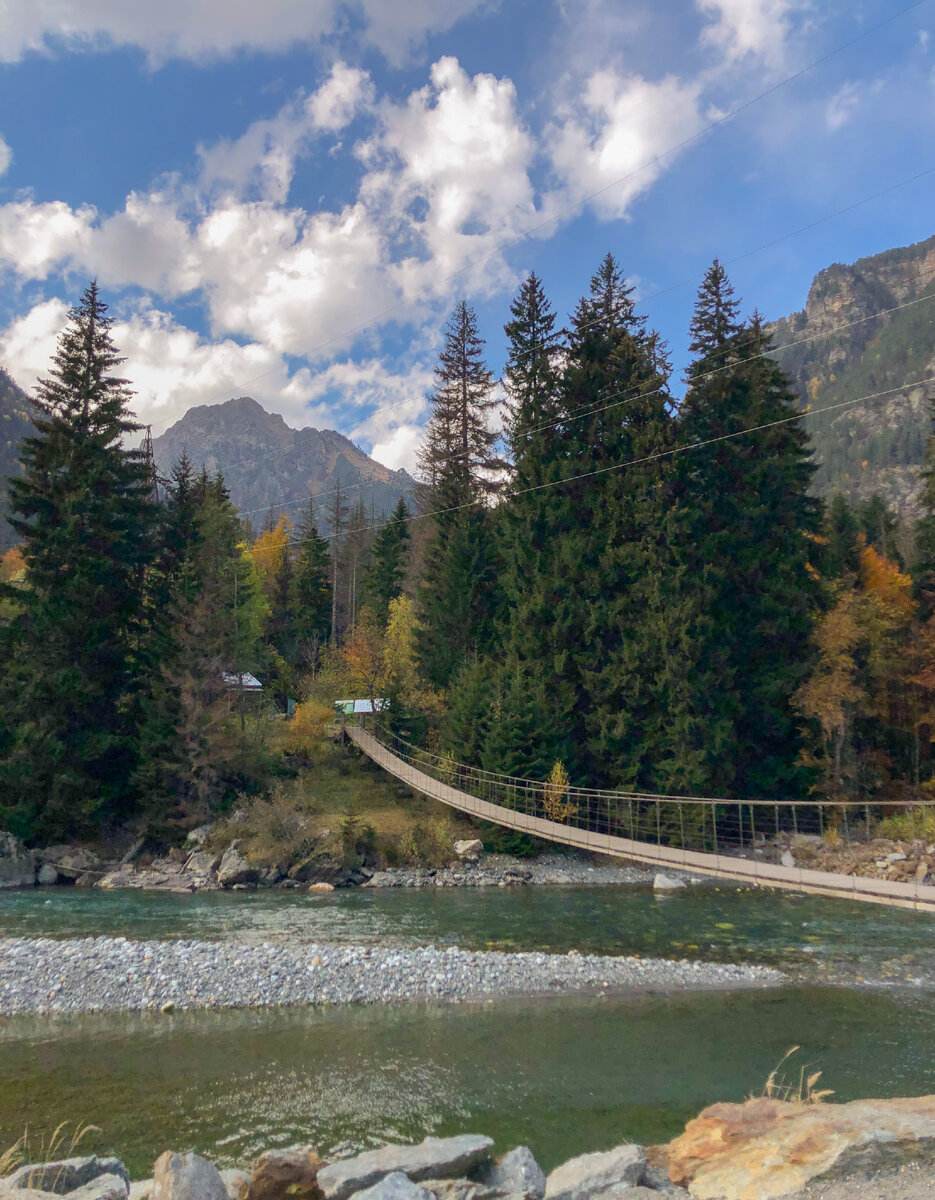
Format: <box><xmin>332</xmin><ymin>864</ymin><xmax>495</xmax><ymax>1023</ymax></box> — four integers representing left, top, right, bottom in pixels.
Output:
<box><xmin>2</xmin><ymin>883</ymin><xmax>935</xmax><ymax>1174</ymax></box>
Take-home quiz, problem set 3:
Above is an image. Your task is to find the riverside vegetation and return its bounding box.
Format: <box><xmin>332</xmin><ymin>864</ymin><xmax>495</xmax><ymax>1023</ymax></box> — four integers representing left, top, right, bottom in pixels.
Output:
<box><xmin>6</xmin><ymin>256</ymin><xmax>935</xmax><ymax>868</ymax></box>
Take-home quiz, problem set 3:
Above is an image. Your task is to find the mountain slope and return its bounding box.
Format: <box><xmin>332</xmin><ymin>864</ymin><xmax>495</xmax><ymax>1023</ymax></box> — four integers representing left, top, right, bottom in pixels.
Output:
<box><xmin>0</xmin><ymin>369</ymin><xmax>37</xmax><ymax>542</ymax></box>
<box><xmin>769</xmin><ymin>233</ymin><xmax>935</xmax><ymax>517</ymax></box>
<box><xmin>152</xmin><ymin>397</ymin><xmax>416</xmax><ymax>530</ymax></box>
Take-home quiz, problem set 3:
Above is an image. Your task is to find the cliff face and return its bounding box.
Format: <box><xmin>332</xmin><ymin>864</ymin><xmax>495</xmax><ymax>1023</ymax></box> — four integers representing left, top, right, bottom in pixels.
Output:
<box><xmin>769</xmin><ymin>233</ymin><xmax>935</xmax><ymax>517</ymax></box>
<box><xmin>152</xmin><ymin>396</ymin><xmax>416</xmax><ymax>530</ymax></box>
<box><xmin>0</xmin><ymin>369</ymin><xmax>37</xmax><ymax>542</ymax></box>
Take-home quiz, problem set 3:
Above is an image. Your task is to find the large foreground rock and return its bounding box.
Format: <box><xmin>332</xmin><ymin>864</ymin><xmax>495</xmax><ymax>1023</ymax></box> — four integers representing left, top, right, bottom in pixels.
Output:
<box><xmin>245</xmin><ymin>1147</ymin><xmax>323</xmax><ymax>1200</ymax></box>
<box><xmin>479</xmin><ymin>1148</ymin><xmax>545</xmax><ymax>1200</ymax></box>
<box><xmin>151</xmin><ymin>1152</ymin><xmax>227</xmax><ymax>1200</ymax></box>
<box><xmin>317</xmin><ymin>1137</ymin><xmax>494</xmax><ymax>1200</ymax></box>
<box><xmin>544</xmin><ymin>1145</ymin><xmax>646</xmax><ymax>1200</ymax></box>
<box><xmin>5</xmin><ymin>1157</ymin><xmax>129</xmax><ymax>1194</ymax></box>
<box><xmin>665</xmin><ymin>1095</ymin><xmax>935</xmax><ymax>1199</ymax></box>
<box><xmin>0</xmin><ymin>833</ymin><xmax>34</xmax><ymax>889</ymax></box>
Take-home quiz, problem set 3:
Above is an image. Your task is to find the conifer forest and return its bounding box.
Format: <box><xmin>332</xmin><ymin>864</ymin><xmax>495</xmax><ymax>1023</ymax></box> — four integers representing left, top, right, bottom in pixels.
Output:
<box><xmin>2</xmin><ymin>257</ymin><xmax>934</xmax><ymax>846</ymax></box>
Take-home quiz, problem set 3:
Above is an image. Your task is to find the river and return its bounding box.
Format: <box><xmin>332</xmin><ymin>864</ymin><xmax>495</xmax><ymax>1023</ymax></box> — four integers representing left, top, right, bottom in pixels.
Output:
<box><xmin>3</xmin><ymin>883</ymin><xmax>935</xmax><ymax>1174</ymax></box>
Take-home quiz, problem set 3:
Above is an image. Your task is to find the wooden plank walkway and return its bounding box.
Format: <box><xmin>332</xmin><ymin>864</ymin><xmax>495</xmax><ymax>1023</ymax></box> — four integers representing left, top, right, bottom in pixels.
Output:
<box><xmin>347</xmin><ymin>724</ymin><xmax>935</xmax><ymax>913</ymax></box>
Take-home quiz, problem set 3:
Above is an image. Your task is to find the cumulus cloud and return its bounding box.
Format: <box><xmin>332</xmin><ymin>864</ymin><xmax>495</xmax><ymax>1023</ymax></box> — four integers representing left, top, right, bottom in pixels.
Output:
<box><xmin>698</xmin><ymin>0</ymin><xmax>801</xmax><ymax>68</ymax></box>
<box><xmin>0</xmin><ymin>136</ymin><xmax>11</xmax><ymax>178</ymax></box>
<box><xmin>547</xmin><ymin>70</ymin><xmax>704</xmax><ymax>218</ymax></box>
<box><xmin>0</xmin><ymin>0</ymin><xmax>485</xmax><ymax>65</ymax></box>
<box><xmin>198</xmin><ymin>64</ymin><xmax>375</xmax><ymax>201</ymax></box>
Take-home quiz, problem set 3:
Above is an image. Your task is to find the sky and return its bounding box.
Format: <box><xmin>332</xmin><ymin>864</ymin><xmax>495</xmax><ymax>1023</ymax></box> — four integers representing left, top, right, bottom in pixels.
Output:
<box><xmin>0</xmin><ymin>0</ymin><xmax>931</xmax><ymax>472</ymax></box>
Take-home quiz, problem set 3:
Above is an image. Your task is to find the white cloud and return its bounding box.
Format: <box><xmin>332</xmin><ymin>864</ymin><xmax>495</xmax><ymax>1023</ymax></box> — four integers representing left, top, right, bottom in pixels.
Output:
<box><xmin>369</xmin><ymin>424</ymin><xmax>422</xmax><ymax>471</ymax></box>
<box><xmin>698</xmin><ymin>0</ymin><xmax>801</xmax><ymax>68</ymax></box>
<box><xmin>0</xmin><ymin>0</ymin><xmax>485</xmax><ymax>65</ymax></box>
<box><xmin>548</xmin><ymin>70</ymin><xmax>704</xmax><ymax>218</ymax></box>
<box><xmin>198</xmin><ymin>64</ymin><xmax>375</xmax><ymax>201</ymax></box>
<box><xmin>825</xmin><ymin>81</ymin><xmax>861</xmax><ymax>131</ymax></box>
<box><xmin>0</xmin><ymin>136</ymin><xmax>11</xmax><ymax>178</ymax></box>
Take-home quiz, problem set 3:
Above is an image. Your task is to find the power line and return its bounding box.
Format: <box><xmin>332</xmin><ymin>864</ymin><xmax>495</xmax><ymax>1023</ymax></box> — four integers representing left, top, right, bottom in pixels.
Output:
<box><xmin>282</xmin><ymin>370</ymin><xmax>935</xmax><ymax>547</ymax></box>
<box><xmin>136</xmin><ymin>0</ymin><xmax>928</xmax><ymax>426</ymax></box>
<box><xmin>190</xmin><ymin>164</ymin><xmax>935</xmax><ymax>494</ymax></box>
<box><xmin>236</xmin><ymin>279</ymin><xmax>935</xmax><ymax>522</ymax></box>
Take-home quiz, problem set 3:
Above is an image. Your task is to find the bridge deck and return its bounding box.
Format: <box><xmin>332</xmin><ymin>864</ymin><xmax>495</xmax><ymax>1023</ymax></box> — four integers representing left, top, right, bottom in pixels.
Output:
<box><xmin>347</xmin><ymin>724</ymin><xmax>935</xmax><ymax>913</ymax></box>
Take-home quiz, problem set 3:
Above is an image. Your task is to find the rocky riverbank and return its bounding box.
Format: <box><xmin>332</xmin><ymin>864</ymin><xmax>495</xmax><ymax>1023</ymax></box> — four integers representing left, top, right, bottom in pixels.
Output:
<box><xmin>0</xmin><ymin>936</ymin><xmax>782</xmax><ymax>1015</ymax></box>
<box><xmin>0</xmin><ymin>832</ymin><xmax>672</xmax><ymax>894</ymax></box>
<box><xmin>6</xmin><ymin>1096</ymin><xmax>935</xmax><ymax>1200</ymax></box>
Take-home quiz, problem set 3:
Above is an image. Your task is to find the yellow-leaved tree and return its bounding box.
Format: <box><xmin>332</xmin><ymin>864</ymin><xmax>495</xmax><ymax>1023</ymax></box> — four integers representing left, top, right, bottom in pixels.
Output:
<box><xmin>541</xmin><ymin>760</ymin><xmax>577</xmax><ymax>823</ymax></box>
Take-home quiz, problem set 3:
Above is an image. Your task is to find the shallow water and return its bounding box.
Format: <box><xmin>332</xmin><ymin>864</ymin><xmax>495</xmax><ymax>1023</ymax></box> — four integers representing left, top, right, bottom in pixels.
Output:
<box><xmin>3</xmin><ymin>986</ymin><xmax>935</xmax><ymax>1175</ymax></box>
<box><xmin>3</xmin><ymin>884</ymin><xmax>935</xmax><ymax>1174</ymax></box>
<box><xmin>2</xmin><ymin>882</ymin><xmax>935</xmax><ymax>977</ymax></box>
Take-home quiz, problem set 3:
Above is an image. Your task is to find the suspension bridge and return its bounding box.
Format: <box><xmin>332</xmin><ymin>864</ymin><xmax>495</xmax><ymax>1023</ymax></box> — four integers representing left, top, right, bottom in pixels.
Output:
<box><xmin>346</xmin><ymin>719</ymin><xmax>935</xmax><ymax>913</ymax></box>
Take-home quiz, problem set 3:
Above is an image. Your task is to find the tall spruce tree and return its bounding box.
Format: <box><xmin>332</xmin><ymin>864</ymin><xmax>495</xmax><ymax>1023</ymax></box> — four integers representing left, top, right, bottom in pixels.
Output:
<box><xmin>291</xmin><ymin>497</ymin><xmax>332</xmax><ymax>663</ymax></box>
<box><xmin>679</xmin><ymin>271</ymin><xmax>820</xmax><ymax>799</ymax></box>
<box><xmin>416</xmin><ymin>301</ymin><xmax>501</xmax><ymax>688</ymax></box>
<box><xmin>0</xmin><ymin>283</ymin><xmax>157</xmax><ymax>838</ymax></box>
<box><xmin>364</xmin><ymin>497</ymin><xmax>411</xmax><ymax>626</ymax></box>
<box><xmin>559</xmin><ymin>254</ymin><xmax>681</xmax><ymax>788</ymax></box>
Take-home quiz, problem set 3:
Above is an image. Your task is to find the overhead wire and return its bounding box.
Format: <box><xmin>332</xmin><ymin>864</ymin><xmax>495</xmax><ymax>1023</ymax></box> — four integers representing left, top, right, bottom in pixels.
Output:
<box><xmin>132</xmin><ymin>0</ymin><xmax>928</xmax><ymax>433</ymax></box>
<box><xmin>193</xmin><ymin>164</ymin><xmax>935</xmax><ymax>503</ymax></box>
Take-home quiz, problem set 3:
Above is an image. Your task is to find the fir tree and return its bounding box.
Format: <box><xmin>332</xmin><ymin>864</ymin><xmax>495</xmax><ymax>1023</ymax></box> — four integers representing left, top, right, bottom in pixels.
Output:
<box><xmin>365</xmin><ymin>497</ymin><xmax>411</xmax><ymax>626</ymax></box>
<box><xmin>291</xmin><ymin>497</ymin><xmax>332</xmax><ymax>665</ymax></box>
<box><xmin>416</xmin><ymin>302</ymin><xmax>501</xmax><ymax>688</ymax></box>
<box><xmin>679</xmin><ymin>281</ymin><xmax>820</xmax><ymax>799</ymax></box>
<box><xmin>823</xmin><ymin>492</ymin><xmax>861</xmax><ymax>581</ymax></box>
<box><xmin>0</xmin><ymin>283</ymin><xmax>157</xmax><ymax>838</ymax></box>
<box><xmin>324</xmin><ymin>481</ymin><xmax>349</xmax><ymax>644</ymax></box>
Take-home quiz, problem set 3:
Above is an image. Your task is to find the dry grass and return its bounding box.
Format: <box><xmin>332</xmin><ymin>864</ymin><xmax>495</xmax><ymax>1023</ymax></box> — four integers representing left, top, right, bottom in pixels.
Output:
<box><xmin>1</xmin><ymin>1122</ymin><xmax>100</xmax><ymax>1187</ymax></box>
<box><xmin>757</xmin><ymin>1047</ymin><xmax>834</xmax><ymax>1105</ymax></box>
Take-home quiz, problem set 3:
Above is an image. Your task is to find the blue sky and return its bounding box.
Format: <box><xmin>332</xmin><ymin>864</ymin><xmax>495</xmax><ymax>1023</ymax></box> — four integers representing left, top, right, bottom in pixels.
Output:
<box><xmin>0</xmin><ymin>0</ymin><xmax>931</xmax><ymax>470</ymax></box>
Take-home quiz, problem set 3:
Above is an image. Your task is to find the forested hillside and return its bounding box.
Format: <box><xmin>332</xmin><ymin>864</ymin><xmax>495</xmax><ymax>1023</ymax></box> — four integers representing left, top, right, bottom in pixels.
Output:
<box><xmin>152</xmin><ymin>396</ymin><xmax>415</xmax><ymax>533</ymax></box>
<box><xmin>770</xmin><ymin>233</ymin><xmax>935</xmax><ymax>516</ymax></box>
<box><xmin>0</xmin><ymin>369</ymin><xmax>36</xmax><ymax>541</ymax></box>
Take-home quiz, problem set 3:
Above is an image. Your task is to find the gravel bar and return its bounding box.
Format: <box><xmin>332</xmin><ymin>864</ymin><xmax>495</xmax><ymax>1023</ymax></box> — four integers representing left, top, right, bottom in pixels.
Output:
<box><xmin>0</xmin><ymin>937</ymin><xmax>784</xmax><ymax>1014</ymax></box>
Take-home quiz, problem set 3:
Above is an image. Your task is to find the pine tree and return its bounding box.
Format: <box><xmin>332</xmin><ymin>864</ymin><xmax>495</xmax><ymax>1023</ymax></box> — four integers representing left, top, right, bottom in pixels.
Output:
<box><xmin>291</xmin><ymin>497</ymin><xmax>332</xmax><ymax>667</ymax></box>
<box><xmin>679</xmin><ymin>278</ymin><xmax>820</xmax><ymax>800</ymax></box>
<box><xmin>416</xmin><ymin>301</ymin><xmax>501</xmax><ymax>689</ymax></box>
<box><xmin>823</xmin><ymin>492</ymin><xmax>861</xmax><ymax>581</ymax></box>
<box><xmin>324</xmin><ymin>481</ymin><xmax>349</xmax><ymax>644</ymax></box>
<box><xmin>0</xmin><ymin>283</ymin><xmax>157</xmax><ymax>838</ymax></box>
<box><xmin>364</xmin><ymin>497</ymin><xmax>411</xmax><ymax>626</ymax></box>
<box><xmin>497</xmin><ymin>273</ymin><xmax>564</xmax><ymax>668</ymax></box>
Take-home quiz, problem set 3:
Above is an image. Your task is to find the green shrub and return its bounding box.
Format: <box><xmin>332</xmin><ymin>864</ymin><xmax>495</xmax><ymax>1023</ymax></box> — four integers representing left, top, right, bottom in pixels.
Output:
<box><xmin>877</xmin><ymin>809</ymin><xmax>935</xmax><ymax>842</ymax></box>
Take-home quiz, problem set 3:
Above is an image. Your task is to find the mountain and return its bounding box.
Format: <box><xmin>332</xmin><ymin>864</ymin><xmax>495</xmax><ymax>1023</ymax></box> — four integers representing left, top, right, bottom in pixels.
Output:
<box><xmin>0</xmin><ymin>369</ymin><xmax>37</xmax><ymax>542</ymax></box>
<box><xmin>152</xmin><ymin>396</ymin><xmax>416</xmax><ymax>530</ymax></box>
<box><xmin>769</xmin><ymin>233</ymin><xmax>935</xmax><ymax>518</ymax></box>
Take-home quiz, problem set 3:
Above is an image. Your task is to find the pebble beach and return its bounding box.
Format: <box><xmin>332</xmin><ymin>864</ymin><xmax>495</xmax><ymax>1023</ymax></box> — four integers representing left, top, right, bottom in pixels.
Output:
<box><xmin>0</xmin><ymin>936</ymin><xmax>785</xmax><ymax>1015</ymax></box>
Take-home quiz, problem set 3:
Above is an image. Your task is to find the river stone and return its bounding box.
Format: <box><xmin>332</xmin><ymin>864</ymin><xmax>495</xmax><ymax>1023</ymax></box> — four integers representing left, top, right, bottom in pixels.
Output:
<box><xmin>419</xmin><ymin>1181</ymin><xmax>502</xmax><ymax>1200</ymax></box>
<box><xmin>318</xmin><ymin>1137</ymin><xmax>495</xmax><ymax>1200</ymax></box>
<box><xmin>349</xmin><ymin>1174</ymin><xmax>432</xmax><ymax>1200</ymax></box>
<box><xmin>151</xmin><ymin>1152</ymin><xmax>227</xmax><ymax>1200</ymax></box>
<box><xmin>64</xmin><ymin>1174</ymin><xmax>129</xmax><ymax>1200</ymax></box>
<box><xmin>453</xmin><ymin>840</ymin><xmax>483</xmax><ymax>863</ymax></box>
<box><xmin>183</xmin><ymin>850</ymin><xmax>220</xmax><ymax>877</ymax></box>
<box><xmin>219</xmin><ymin>1170</ymin><xmax>250</xmax><ymax>1200</ymax></box>
<box><xmin>37</xmin><ymin>863</ymin><xmax>59</xmax><ymax>885</ymax></box>
<box><xmin>665</xmin><ymin>1095</ymin><xmax>935</xmax><ymax>1199</ymax></box>
<box><xmin>480</xmin><ymin>1148</ymin><xmax>545</xmax><ymax>1200</ymax></box>
<box><xmin>245</xmin><ymin>1147</ymin><xmax>323</xmax><ymax>1200</ymax></box>
<box><xmin>652</xmin><ymin>874</ymin><xmax>685</xmax><ymax>892</ymax></box>
<box><xmin>127</xmin><ymin>1182</ymin><xmax>152</xmax><ymax>1200</ymax></box>
<box><xmin>0</xmin><ymin>833</ymin><xmax>34</xmax><ymax>889</ymax></box>
<box><xmin>217</xmin><ymin>846</ymin><xmax>259</xmax><ymax>888</ymax></box>
<box><xmin>6</xmin><ymin>1158</ymin><xmax>129</xmax><ymax>1194</ymax></box>
<box><xmin>544</xmin><ymin>1145</ymin><xmax>646</xmax><ymax>1200</ymax></box>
